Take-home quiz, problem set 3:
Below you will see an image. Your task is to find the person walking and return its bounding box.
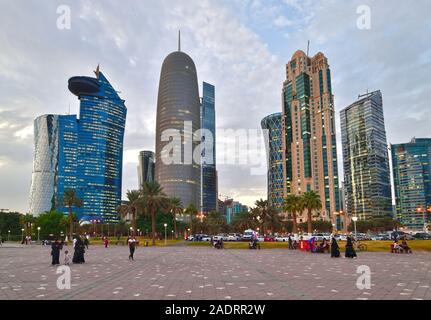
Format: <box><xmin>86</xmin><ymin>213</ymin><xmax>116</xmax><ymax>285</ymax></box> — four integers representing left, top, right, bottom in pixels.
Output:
<box><xmin>84</xmin><ymin>236</ymin><xmax>89</xmax><ymax>250</ymax></box>
<box><xmin>345</xmin><ymin>236</ymin><xmax>357</xmax><ymax>258</ymax></box>
<box><xmin>128</xmin><ymin>236</ymin><xmax>136</xmax><ymax>260</ymax></box>
<box><xmin>104</xmin><ymin>237</ymin><xmax>109</xmax><ymax>248</ymax></box>
<box><xmin>72</xmin><ymin>236</ymin><xmax>86</xmax><ymax>264</ymax></box>
<box><xmin>51</xmin><ymin>239</ymin><xmax>61</xmax><ymax>265</ymax></box>
<box><xmin>288</xmin><ymin>235</ymin><xmax>294</xmax><ymax>250</ymax></box>
<box><xmin>330</xmin><ymin>236</ymin><xmax>340</xmax><ymax>258</ymax></box>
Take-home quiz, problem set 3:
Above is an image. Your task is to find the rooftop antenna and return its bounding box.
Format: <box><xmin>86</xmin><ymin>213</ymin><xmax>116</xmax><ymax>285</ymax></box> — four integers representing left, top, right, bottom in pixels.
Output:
<box><xmin>307</xmin><ymin>40</ymin><xmax>310</xmax><ymax>56</ymax></box>
<box><xmin>178</xmin><ymin>30</ymin><xmax>181</xmax><ymax>52</ymax></box>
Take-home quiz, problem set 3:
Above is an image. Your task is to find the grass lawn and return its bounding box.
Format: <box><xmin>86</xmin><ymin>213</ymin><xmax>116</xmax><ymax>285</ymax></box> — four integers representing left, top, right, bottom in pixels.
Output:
<box><xmin>85</xmin><ymin>237</ymin><xmax>185</xmax><ymax>247</ymax></box>
<box><xmin>186</xmin><ymin>240</ymin><xmax>431</xmax><ymax>252</ymax></box>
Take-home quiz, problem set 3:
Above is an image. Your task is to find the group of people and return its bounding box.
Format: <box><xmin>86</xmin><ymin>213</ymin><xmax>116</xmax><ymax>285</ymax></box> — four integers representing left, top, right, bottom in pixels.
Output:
<box><xmin>49</xmin><ymin>235</ymin><xmax>87</xmax><ymax>266</ymax></box>
<box><xmin>285</xmin><ymin>234</ymin><xmax>358</xmax><ymax>259</ymax></box>
<box><xmin>391</xmin><ymin>238</ymin><xmax>412</xmax><ymax>253</ymax></box>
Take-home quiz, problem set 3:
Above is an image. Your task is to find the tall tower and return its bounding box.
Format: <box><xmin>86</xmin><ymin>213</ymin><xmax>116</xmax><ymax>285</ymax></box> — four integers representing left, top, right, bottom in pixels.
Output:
<box><xmin>201</xmin><ymin>82</ymin><xmax>217</xmax><ymax>213</ymax></box>
<box><xmin>137</xmin><ymin>150</ymin><xmax>155</xmax><ymax>188</ymax></box>
<box><xmin>261</xmin><ymin>112</ymin><xmax>284</xmax><ymax>210</ymax></box>
<box><xmin>340</xmin><ymin>90</ymin><xmax>392</xmax><ymax>220</ymax></box>
<box><xmin>155</xmin><ymin>35</ymin><xmax>201</xmax><ymax>209</ymax></box>
<box><xmin>68</xmin><ymin>69</ymin><xmax>127</xmax><ymax>222</ymax></box>
<box><xmin>392</xmin><ymin>138</ymin><xmax>431</xmax><ymax>231</ymax></box>
<box><xmin>282</xmin><ymin>50</ymin><xmax>340</xmax><ymax>222</ymax></box>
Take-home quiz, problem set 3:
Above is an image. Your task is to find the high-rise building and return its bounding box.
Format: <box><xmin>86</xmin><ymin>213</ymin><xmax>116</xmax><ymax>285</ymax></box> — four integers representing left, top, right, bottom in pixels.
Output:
<box><xmin>219</xmin><ymin>198</ymin><xmax>248</xmax><ymax>224</ymax></box>
<box><xmin>155</xmin><ymin>35</ymin><xmax>201</xmax><ymax>209</ymax></box>
<box><xmin>340</xmin><ymin>90</ymin><xmax>392</xmax><ymax>220</ymax></box>
<box><xmin>201</xmin><ymin>82</ymin><xmax>217</xmax><ymax>213</ymax></box>
<box><xmin>29</xmin><ymin>114</ymin><xmax>78</xmax><ymax>216</ymax></box>
<box><xmin>281</xmin><ymin>51</ymin><xmax>340</xmax><ymax>222</ymax></box>
<box><xmin>261</xmin><ymin>112</ymin><xmax>284</xmax><ymax>209</ymax></box>
<box><xmin>137</xmin><ymin>151</ymin><xmax>155</xmax><ymax>188</ymax></box>
<box><xmin>68</xmin><ymin>68</ymin><xmax>127</xmax><ymax>222</ymax></box>
<box><xmin>391</xmin><ymin>138</ymin><xmax>431</xmax><ymax>230</ymax></box>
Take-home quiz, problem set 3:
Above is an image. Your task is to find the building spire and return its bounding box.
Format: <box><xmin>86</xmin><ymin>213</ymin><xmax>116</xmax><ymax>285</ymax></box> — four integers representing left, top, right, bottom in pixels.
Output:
<box><xmin>178</xmin><ymin>30</ymin><xmax>181</xmax><ymax>52</ymax></box>
<box><xmin>94</xmin><ymin>64</ymin><xmax>100</xmax><ymax>79</ymax></box>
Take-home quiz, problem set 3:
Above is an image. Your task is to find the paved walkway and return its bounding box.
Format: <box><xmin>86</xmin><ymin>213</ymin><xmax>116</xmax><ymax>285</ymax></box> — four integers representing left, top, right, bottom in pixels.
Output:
<box><xmin>0</xmin><ymin>245</ymin><xmax>430</xmax><ymax>300</ymax></box>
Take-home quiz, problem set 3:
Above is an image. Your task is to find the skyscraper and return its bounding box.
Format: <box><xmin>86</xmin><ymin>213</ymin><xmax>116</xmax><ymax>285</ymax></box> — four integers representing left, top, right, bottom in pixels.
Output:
<box><xmin>340</xmin><ymin>90</ymin><xmax>392</xmax><ymax>220</ymax></box>
<box><xmin>201</xmin><ymin>82</ymin><xmax>217</xmax><ymax>213</ymax></box>
<box><xmin>137</xmin><ymin>150</ymin><xmax>155</xmax><ymax>188</ymax></box>
<box><xmin>281</xmin><ymin>50</ymin><xmax>340</xmax><ymax>221</ymax></box>
<box><xmin>261</xmin><ymin>112</ymin><xmax>284</xmax><ymax>209</ymax></box>
<box><xmin>155</xmin><ymin>35</ymin><xmax>201</xmax><ymax>209</ymax></box>
<box><xmin>391</xmin><ymin>138</ymin><xmax>431</xmax><ymax>230</ymax></box>
<box><xmin>29</xmin><ymin>114</ymin><xmax>78</xmax><ymax>216</ymax></box>
<box><xmin>68</xmin><ymin>68</ymin><xmax>127</xmax><ymax>222</ymax></box>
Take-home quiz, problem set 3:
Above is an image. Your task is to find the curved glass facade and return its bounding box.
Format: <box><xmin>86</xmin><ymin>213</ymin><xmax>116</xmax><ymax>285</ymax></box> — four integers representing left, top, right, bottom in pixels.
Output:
<box><xmin>261</xmin><ymin>113</ymin><xmax>284</xmax><ymax>209</ymax></box>
<box><xmin>155</xmin><ymin>50</ymin><xmax>201</xmax><ymax>209</ymax></box>
<box><xmin>138</xmin><ymin>150</ymin><xmax>155</xmax><ymax>188</ymax></box>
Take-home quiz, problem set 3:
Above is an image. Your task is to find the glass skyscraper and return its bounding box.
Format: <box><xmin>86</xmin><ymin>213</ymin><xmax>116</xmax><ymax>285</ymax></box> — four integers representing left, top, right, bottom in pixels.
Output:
<box><xmin>282</xmin><ymin>51</ymin><xmax>340</xmax><ymax>222</ymax></box>
<box><xmin>391</xmin><ymin>138</ymin><xmax>431</xmax><ymax>230</ymax></box>
<box><xmin>137</xmin><ymin>150</ymin><xmax>155</xmax><ymax>188</ymax></box>
<box><xmin>201</xmin><ymin>82</ymin><xmax>217</xmax><ymax>213</ymax></box>
<box><xmin>340</xmin><ymin>90</ymin><xmax>392</xmax><ymax>220</ymax></box>
<box><xmin>261</xmin><ymin>112</ymin><xmax>284</xmax><ymax>209</ymax></box>
<box><xmin>69</xmin><ymin>69</ymin><xmax>127</xmax><ymax>222</ymax></box>
<box><xmin>29</xmin><ymin>114</ymin><xmax>78</xmax><ymax>216</ymax></box>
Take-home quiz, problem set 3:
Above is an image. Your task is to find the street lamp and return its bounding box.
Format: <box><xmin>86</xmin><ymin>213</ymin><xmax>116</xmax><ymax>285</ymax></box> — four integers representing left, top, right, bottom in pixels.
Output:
<box><xmin>37</xmin><ymin>227</ymin><xmax>41</xmax><ymax>242</ymax></box>
<box><xmin>171</xmin><ymin>230</ymin><xmax>174</xmax><ymax>240</ymax></box>
<box><xmin>21</xmin><ymin>228</ymin><xmax>24</xmax><ymax>243</ymax></box>
<box><xmin>351</xmin><ymin>216</ymin><xmax>358</xmax><ymax>239</ymax></box>
<box><xmin>8</xmin><ymin>230</ymin><xmax>10</xmax><ymax>241</ymax></box>
<box><xmin>129</xmin><ymin>227</ymin><xmax>133</xmax><ymax>236</ymax></box>
<box><xmin>137</xmin><ymin>229</ymin><xmax>140</xmax><ymax>237</ymax></box>
<box><xmin>164</xmin><ymin>223</ymin><xmax>167</xmax><ymax>245</ymax></box>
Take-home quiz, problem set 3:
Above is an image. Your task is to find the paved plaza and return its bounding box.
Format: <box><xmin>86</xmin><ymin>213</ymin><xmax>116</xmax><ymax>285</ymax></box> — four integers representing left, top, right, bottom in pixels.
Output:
<box><xmin>0</xmin><ymin>243</ymin><xmax>430</xmax><ymax>300</ymax></box>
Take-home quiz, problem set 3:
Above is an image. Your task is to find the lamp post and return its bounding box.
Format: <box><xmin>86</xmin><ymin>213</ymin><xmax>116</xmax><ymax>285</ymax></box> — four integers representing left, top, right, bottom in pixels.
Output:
<box><xmin>8</xmin><ymin>230</ymin><xmax>10</xmax><ymax>241</ymax></box>
<box><xmin>37</xmin><ymin>227</ymin><xmax>41</xmax><ymax>242</ymax></box>
<box><xmin>164</xmin><ymin>223</ymin><xmax>167</xmax><ymax>245</ymax></box>
<box><xmin>129</xmin><ymin>227</ymin><xmax>133</xmax><ymax>237</ymax></box>
<box><xmin>21</xmin><ymin>228</ymin><xmax>24</xmax><ymax>243</ymax></box>
<box><xmin>137</xmin><ymin>229</ymin><xmax>140</xmax><ymax>237</ymax></box>
<box><xmin>352</xmin><ymin>216</ymin><xmax>358</xmax><ymax>240</ymax></box>
<box><xmin>171</xmin><ymin>230</ymin><xmax>174</xmax><ymax>240</ymax></box>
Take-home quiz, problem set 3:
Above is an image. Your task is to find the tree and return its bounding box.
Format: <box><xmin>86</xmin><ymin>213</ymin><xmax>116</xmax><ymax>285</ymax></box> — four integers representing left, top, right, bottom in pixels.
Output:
<box><xmin>232</xmin><ymin>212</ymin><xmax>255</xmax><ymax>232</ymax></box>
<box><xmin>168</xmin><ymin>197</ymin><xmax>183</xmax><ymax>238</ymax></box>
<box><xmin>252</xmin><ymin>199</ymin><xmax>281</xmax><ymax>234</ymax></box>
<box><xmin>184</xmin><ymin>203</ymin><xmax>198</xmax><ymax>233</ymax></box>
<box><xmin>34</xmin><ymin>211</ymin><xmax>68</xmax><ymax>239</ymax></box>
<box><xmin>141</xmin><ymin>181</ymin><xmax>169</xmax><ymax>245</ymax></box>
<box><xmin>283</xmin><ymin>194</ymin><xmax>303</xmax><ymax>234</ymax></box>
<box><xmin>301</xmin><ymin>191</ymin><xmax>322</xmax><ymax>234</ymax></box>
<box><xmin>117</xmin><ymin>190</ymin><xmax>142</xmax><ymax>235</ymax></box>
<box><xmin>61</xmin><ymin>189</ymin><xmax>83</xmax><ymax>241</ymax></box>
<box><xmin>0</xmin><ymin>212</ymin><xmax>21</xmax><ymax>238</ymax></box>
<box><xmin>20</xmin><ymin>214</ymin><xmax>35</xmax><ymax>237</ymax></box>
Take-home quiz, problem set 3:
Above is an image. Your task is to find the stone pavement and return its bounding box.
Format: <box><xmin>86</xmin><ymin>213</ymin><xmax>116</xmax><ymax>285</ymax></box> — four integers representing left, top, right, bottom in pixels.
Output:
<box><xmin>0</xmin><ymin>244</ymin><xmax>430</xmax><ymax>300</ymax></box>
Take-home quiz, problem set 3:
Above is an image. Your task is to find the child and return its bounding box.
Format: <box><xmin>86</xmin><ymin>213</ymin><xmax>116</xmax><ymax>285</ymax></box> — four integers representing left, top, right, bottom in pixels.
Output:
<box><xmin>64</xmin><ymin>250</ymin><xmax>71</xmax><ymax>265</ymax></box>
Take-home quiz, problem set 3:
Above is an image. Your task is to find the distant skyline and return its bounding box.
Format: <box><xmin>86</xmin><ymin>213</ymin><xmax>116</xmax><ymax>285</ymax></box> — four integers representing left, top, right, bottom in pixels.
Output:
<box><xmin>0</xmin><ymin>0</ymin><xmax>430</xmax><ymax>212</ymax></box>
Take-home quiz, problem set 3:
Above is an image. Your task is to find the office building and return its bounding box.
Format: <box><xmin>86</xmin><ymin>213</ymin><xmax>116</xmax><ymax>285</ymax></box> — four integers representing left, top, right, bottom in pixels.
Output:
<box><xmin>137</xmin><ymin>151</ymin><xmax>155</xmax><ymax>188</ymax></box>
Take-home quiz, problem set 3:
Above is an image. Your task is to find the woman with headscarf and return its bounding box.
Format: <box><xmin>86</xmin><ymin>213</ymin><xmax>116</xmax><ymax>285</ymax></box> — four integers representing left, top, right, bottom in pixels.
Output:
<box><xmin>73</xmin><ymin>236</ymin><xmax>86</xmax><ymax>264</ymax></box>
<box><xmin>330</xmin><ymin>236</ymin><xmax>340</xmax><ymax>258</ymax></box>
<box><xmin>345</xmin><ymin>236</ymin><xmax>357</xmax><ymax>258</ymax></box>
<box><xmin>51</xmin><ymin>239</ymin><xmax>61</xmax><ymax>265</ymax></box>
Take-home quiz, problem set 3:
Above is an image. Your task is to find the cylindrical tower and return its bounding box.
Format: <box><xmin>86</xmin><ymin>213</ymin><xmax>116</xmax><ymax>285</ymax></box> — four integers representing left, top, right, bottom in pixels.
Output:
<box><xmin>155</xmin><ymin>49</ymin><xmax>201</xmax><ymax>209</ymax></box>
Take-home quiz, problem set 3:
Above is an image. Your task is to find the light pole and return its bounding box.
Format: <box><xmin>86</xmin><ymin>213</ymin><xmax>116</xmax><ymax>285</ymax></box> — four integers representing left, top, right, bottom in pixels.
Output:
<box><xmin>137</xmin><ymin>229</ymin><xmax>140</xmax><ymax>237</ymax></box>
<box><xmin>37</xmin><ymin>227</ymin><xmax>41</xmax><ymax>242</ymax></box>
<box><xmin>171</xmin><ymin>230</ymin><xmax>174</xmax><ymax>240</ymax></box>
<box><xmin>21</xmin><ymin>228</ymin><xmax>24</xmax><ymax>243</ymax></box>
<box><xmin>8</xmin><ymin>230</ymin><xmax>10</xmax><ymax>241</ymax></box>
<box><xmin>164</xmin><ymin>223</ymin><xmax>167</xmax><ymax>245</ymax></box>
<box><xmin>352</xmin><ymin>216</ymin><xmax>358</xmax><ymax>240</ymax></box>
<box><xmin>129</xmin><ymin>227</ymin><xmax>133</xmax><ymax>237</ymax></box>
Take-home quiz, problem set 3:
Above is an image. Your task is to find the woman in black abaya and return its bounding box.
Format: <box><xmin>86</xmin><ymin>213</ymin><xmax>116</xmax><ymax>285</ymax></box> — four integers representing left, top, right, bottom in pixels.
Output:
<box><xmin>345</xmin><ymin>236</ymin><xmax>357</xmax><ymax>258</ymax></box>
<box><xmin>73</xmin><ymin>236</ymin><xmax>86</xmax><ymax>264</ymax></box>
<box><xmin>51</xmin><ymin>240</ymin><xmax>61</xmax><ymax>265</ymax></box>
<box><xmin>330</xmin><ymin>236</ymin><xmax>340</xmax><ymax>258</ymax></box>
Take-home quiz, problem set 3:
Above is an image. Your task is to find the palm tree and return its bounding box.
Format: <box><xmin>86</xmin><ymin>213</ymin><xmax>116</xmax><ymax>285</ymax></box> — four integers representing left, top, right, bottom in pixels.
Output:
<box><xmin>117</xmin><ymin>190</ymin><xmax>142</xmax><ymax>235</ymax></box>
<box><xmin>20</xmin><ymin>214</ymin><xmax>35</xmax><ymax>237</ymax></box>
<box><xmin>283</xmin><ymin>194</ymin><xmax>303</xmax><ymax>234</ymax></box>
<box><xmin>301</xmin><ymin>191</ymin><xmax>322</xmax><ymax>234</ymax></box>
<box><xmin>253</xmin><ymin>199</ymin><xmax>280</xmax><ymax>234</ymax></box>
<box><xmin>141</xmin><ymin>181</ymin><xmax>168</xmax><ymax>246</ymax></box>
<box><xmin>61</xmin><ymin>189</ymin><xmax>83</xmax><ymax>241</ymax></box>
<box><xmin>184</xmin><ymin>203</ymin><xmax>198</xmax><ymax>233</ymax></box>
<box><xmin>168</xmin><ymin>197</ymin><xmax>183</xmax><ymax>238</ymax></box>
<box><xmin>232</xmin><ymin>212</ymin><xmax>254</xmax><ymax>232</ymax></box>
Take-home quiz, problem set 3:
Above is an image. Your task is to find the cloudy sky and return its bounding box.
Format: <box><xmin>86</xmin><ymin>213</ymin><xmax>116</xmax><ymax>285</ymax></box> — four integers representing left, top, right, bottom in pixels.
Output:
<box><xmin>0</xmin><ymin>0</ymin><xmax>430</xmax><ymax>213</ymax></box>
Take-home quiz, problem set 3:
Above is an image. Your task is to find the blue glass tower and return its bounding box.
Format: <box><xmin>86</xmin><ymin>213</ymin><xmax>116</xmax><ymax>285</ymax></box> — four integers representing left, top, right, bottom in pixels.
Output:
<box><xmin>68</xmin><ymin>68</ymin><xmax>127</xmax><ymax>222</ymax></box>
<box><xmin>392</xmin><ymin>138</ymin><xmax>431</xmax><ymax>230</ymax></box>
<box><xmin>201</xmin><ymin>82</ymin><xmax>217</xmax><ymax>213</ymax></box>
<box><xmin>261</xmin><ymin>113</ymin><xmax>284</xmax><ymax>209</ymax></box>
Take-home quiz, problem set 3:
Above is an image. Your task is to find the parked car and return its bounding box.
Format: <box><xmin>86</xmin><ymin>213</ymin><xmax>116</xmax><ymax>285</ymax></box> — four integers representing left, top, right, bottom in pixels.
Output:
<box><xmin>242</xmin><ymin>229</ymin><xmax>255</xmax><ymax>241</ymax></box>
<box><xmin>264</xmin><ymin>235</ymin><xmax>275</xmax><ymax>242</ymax></box>
<box><xmin>213</xmin><ymin>234</ymin><xmax>228</xmax><ymax>241</ymax></box>
<box><xmin>227</xmin><ymin>233</ymin><xmax>241</xmax><ymax>241</ymax></box>
<box><xmin>413</xmin><ymin>232</ymin><xmax>431</xmax><ymax>240</ymax></box>
<box><xmin>275</xmin><ymin>236</ymin><xmax>289</xmax><ymax>242</ymax></box>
